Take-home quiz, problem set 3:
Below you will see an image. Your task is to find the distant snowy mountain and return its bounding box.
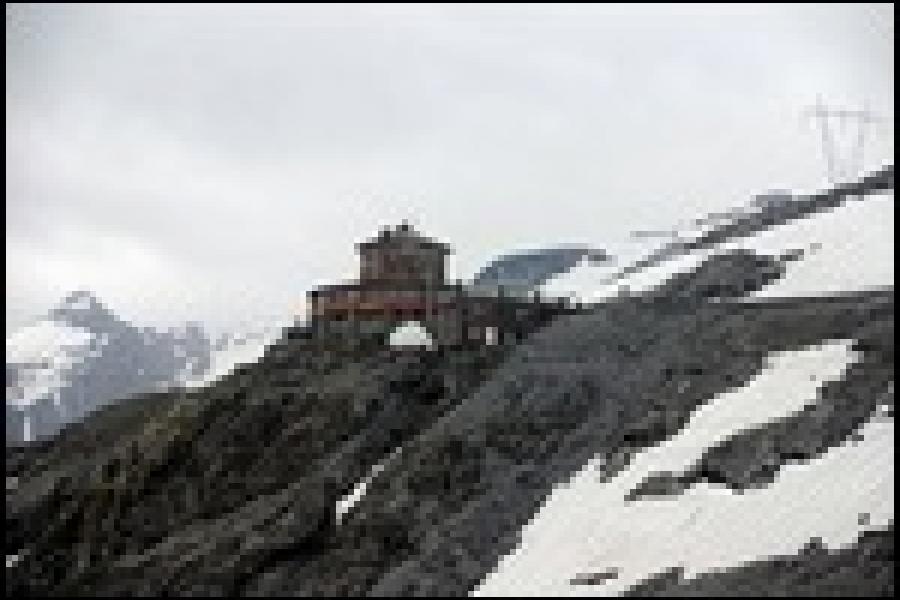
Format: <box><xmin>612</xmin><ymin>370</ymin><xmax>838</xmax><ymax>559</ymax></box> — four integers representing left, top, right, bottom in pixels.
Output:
<box><xmin>5</xmin><ymin>291</ymin><xmax>211</xmax><ymax>444</ymax></box>
<box><xmin>470</xmin><ymin>246</ymin><xmax>609</xmax><ymax>297</ymax></box>
<box><xmin>185</xmin><ymin>326</ymin><xmax>289</xmax><ymax>387</ymax></box>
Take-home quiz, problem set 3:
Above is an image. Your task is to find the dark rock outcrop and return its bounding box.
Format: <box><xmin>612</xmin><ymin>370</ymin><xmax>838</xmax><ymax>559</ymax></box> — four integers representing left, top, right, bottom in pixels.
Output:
<box><xmin>624</xmin><ymin>527</ymin><xmax>894</xmax><ymax>597</ymax></box>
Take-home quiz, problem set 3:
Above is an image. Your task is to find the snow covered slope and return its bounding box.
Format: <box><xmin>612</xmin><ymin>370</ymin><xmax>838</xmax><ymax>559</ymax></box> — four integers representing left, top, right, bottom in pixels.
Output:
<box><xmin>477</xmin><ymin>170</ymin><xmax>894</xmax><ymax>596</ymax></box>
<box><xmin>183</xmin><ymin>325</ymin><xmax>290</xmax><ymax>387</ymax></box>
<box><xmin>540</xmin><ymin>171</ymin><xmax>893</xmax><ymax>303</ymax></box>
<box><xmin>475</xmin><ymin>342</ymin><xmax>894</xmax><ymax>596</ymax></box>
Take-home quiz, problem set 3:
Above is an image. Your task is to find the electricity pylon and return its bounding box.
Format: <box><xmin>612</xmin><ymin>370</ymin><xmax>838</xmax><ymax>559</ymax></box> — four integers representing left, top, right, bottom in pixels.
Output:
<box><xmin>805</xmin><ymin>96</ymin><xmax>882</xmax><ymax>184</ymax></box>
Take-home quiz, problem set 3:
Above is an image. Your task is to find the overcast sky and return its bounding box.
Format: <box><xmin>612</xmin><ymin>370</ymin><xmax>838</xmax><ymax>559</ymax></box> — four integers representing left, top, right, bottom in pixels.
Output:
<box><xmin>6</xmin><ymin>3</ymin><xmax>894</xmax><ymax>336</ymax></box>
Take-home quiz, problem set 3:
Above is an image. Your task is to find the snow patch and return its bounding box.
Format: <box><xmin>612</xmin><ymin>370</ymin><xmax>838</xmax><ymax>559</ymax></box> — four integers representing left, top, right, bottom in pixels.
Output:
<box><xmin>335</xmin><ymin>462</ymin><xmax>388</xmax><ymax>525</ymax></box>
<box><xmin>475</xmin><ymin>342</ymin><xmax>893</xmax><ymax>597</ymax></box>
<box><xmin>6</xmin><ymin>321</ymin><xmax>94</xmax><ymax>366</ymax></box>
<box><xmin>6</xmin><ymin>322</ymin><xmax>94</xmax><ymax>409</ymax></box>
<box><xmin>185</xmin><ymin>330</ymin><xmax>278</xmax><ymax>387</ymax></box>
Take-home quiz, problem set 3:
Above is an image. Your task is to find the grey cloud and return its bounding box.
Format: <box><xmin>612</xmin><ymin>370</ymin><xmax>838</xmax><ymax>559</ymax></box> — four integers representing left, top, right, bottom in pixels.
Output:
<box><xmin>6</xmin><ymin>4</ymin><xmax>894</xmax><ymax>333</ymax></box>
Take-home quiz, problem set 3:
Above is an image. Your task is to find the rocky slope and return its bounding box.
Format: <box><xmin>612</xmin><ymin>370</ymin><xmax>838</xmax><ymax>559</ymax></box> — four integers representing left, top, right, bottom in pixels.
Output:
<box><xmin>5</xmin><ymin>166</ymin><xmax>894</xmax><ymax>596</ymax></box>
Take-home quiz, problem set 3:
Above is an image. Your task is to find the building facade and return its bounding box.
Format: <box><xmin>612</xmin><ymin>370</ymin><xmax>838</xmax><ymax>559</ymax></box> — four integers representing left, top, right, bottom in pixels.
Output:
<box><xmin>307</xmin><ymin>224</ymin><xmax>566</xmax><ymax>348</ymax></box>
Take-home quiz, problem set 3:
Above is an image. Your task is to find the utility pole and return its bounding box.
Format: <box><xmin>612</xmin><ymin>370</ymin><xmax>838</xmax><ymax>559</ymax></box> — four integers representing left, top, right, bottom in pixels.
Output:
<box><xmin>806</xmin><ymin>96</ymin><xmax>881</xmax><ymax>184</ymax></box>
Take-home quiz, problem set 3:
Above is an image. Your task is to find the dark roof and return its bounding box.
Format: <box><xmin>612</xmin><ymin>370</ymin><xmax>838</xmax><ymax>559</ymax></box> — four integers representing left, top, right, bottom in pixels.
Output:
<box><xmin>356</xmin><ymin>222</ymin><xmax>451</xmax><ymax>252</ymax></box>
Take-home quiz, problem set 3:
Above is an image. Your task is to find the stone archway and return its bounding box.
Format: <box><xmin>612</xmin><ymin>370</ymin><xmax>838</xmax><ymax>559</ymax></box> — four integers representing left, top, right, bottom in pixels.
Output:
<box><xmin>388</xmin><ymin>321</ymin><xmax>436</xmax><ymax>350</ymax></box>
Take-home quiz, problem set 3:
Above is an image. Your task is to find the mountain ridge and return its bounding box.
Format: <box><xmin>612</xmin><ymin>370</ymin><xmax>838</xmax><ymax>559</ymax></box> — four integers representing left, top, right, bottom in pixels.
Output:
<box><xmin>6</xmin><ymin>167</ymin><xmax>894</xmax><ymax>596</ymax></box>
